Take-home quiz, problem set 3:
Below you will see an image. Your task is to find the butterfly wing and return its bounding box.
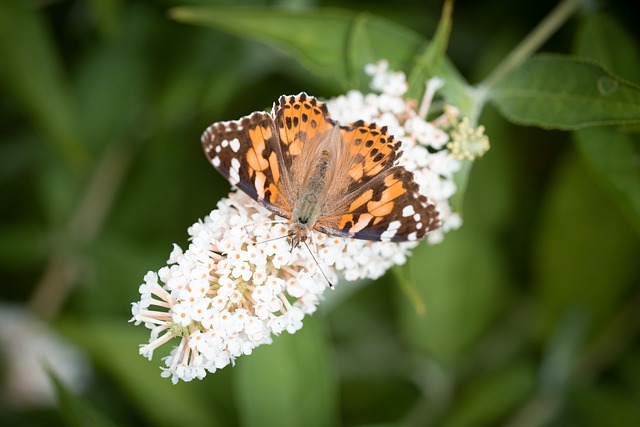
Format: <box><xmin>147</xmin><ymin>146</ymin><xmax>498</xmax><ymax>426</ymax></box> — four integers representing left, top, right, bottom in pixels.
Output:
<box><xmin>316</xmin><ymin>166</ymin><xmax>439</xmax><ymax>242</ymax></box>
<box><xmin>272</xmin><ymin>92</ymin><xmax>336</xmax><ymax>171</ymax></box>
<box><xmin>339</xmin><ymin>120</ymin><xmax>403</xmax><ymax>188</ymax></box>
<box><xmin>201</xmin><ymin>111</ymin><xmax>293</xmax><ymax>219</ymax></box>
<box><xmin>315</xmin><ymin>121</ymin><xmax>439</xmax><ymax>242</ymax></box>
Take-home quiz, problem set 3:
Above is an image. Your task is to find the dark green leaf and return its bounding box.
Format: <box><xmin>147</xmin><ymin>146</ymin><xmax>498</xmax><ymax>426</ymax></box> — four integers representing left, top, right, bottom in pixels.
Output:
<box><xmin>573</xmin><ymin>13</ymin><xmax>640</xmax><ymax>84</ymax></box>
<box><xmin>170</xmin><ymin>6</ymin><xmax>352</xmax><ymax>88</ymax></box>
<box><xmin>573</xmin><ymin>12</ymin><xmax>640</xmax><ymax>236</ymax></box>
<box><xmin>575</xmin><ymin>128</ymin><xmax>640</xmax><ymax>236</ymax></box>
<box><xmin>406</xmin><ymin>0</ymin><xmax>468</xmax><ymax>109</ymax></box>
<box><xmin>234</xmin><ymin>316</ymin><xmax>338</xmax><ymax>427</ymax></box>
<box><xmin>170</xmin><ymin>5</ymin><xmax>468</xmax><ymax>104</ymax></box>
<box><xmin>489</xmin><ymin>55</ymin><xmax>640</xmax><ymax>129</ymax></box>
<box><xmin>414</xmin><ymin>0</ymin><xmax>452</xmax><ymax>74</ymax></box>
<box><xmin>346</xmin><ymin>12</ymin><xmax>425</xmax><ymax>92</ymax></box>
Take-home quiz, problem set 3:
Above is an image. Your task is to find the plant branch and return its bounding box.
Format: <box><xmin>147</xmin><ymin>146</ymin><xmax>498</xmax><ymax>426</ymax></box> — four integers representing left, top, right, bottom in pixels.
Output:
<box><xmin>481</xmin><ymin>0</ymin><xmax>583</xmax><ymax>89</ymax></box>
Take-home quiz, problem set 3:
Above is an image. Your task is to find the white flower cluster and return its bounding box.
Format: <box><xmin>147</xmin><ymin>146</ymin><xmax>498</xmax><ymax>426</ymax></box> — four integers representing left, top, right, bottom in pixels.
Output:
<box><xmin>132</xmin><ymin>61</ymin><xmax>484</xmax><ymax>383</ymax></box>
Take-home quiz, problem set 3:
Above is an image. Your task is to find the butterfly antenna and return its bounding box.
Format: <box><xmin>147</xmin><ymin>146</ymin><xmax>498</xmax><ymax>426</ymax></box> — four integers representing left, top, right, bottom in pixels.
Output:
<box><xmin>251</xmin><ymin>219</ymin><xmax>290</xmax><ymax>245</ymax></box>
<box><xmin>303</xmin><ymin>241</ymin><xmax>335</xmax><ymax>290</ymax></box>
<box><xmin>255</xmin><ymin>235</ymin><xmax>288</xmax><ymax>245</ymax></box>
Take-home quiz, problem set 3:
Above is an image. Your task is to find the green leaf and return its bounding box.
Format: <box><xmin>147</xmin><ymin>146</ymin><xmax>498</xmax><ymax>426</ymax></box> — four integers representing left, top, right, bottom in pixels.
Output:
<box><xmin>406</xmin><ymin>0</ymin><xmax>467</xmax><ymax>108</ymax></box>
<box><xmin>234</xmin><ymin>316</ymin><xmax>338</xmax><ymax>427</ymax></box>
<box><xmin>0</xmin><ymin>0</ymin><xmax>87</xmax><ymax>170</ymax></box>
<box><xmin>573</xmin><ymin>12</ymin><xmax>640</xmax><ymax>84</ymax></box>
<box><xmin>170</xmin><ymin>6</ymin><xmax>353</xmax><ymax>88</ymax></box>
<box><xmin>575</xmin><ymin>128</ymin><xmax>640</xmax><ymax>236</ymax></box>
<box><xmin>573</xmin><ymin>12</ymin><xmax>640</xmax><ymax>236</ymax></box>
<box><xmin>170</xmin><ymin>5</ymin><xmax>468</xmax><ymax>103</ymax></box>
<box><xmin>533</xmin><ymin>154</ymin><xmax>640</xmax><ymax>339</ymax></box>
<box><xmin>346</xmin><ymin>12</ymin><xmax>426</xmax><ymax>92</ymax></box>
<box><xmin>417</xmin><ymin>0</ymin><xmax>452</xmax><ymax>72</ymax></box>
<box><xmin>489</xmin><ymin>55</ymin><xmax>640</xmax><ymax>130</ymax></box>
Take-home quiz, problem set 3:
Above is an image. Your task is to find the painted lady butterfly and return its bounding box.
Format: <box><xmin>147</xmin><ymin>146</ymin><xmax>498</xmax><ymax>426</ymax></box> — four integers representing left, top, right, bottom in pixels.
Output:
<box><xmin>201</xmin><ymin>92</ymin><xmax>439</xmax><ymax>248</ymax></box>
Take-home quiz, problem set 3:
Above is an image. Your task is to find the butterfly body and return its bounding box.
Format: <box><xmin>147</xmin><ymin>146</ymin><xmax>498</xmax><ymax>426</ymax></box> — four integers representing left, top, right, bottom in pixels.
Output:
<box><xmin>201</xmin><ymin>93</ymin><xmax>439</xmax><ymax>248</ymax></box>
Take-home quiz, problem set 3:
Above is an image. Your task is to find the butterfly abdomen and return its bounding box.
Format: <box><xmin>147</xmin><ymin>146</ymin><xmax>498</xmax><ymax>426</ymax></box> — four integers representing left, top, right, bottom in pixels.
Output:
<box><xmin>292</xmin><ymin>150</ymin><xmax>332</xmax><ymax>228</ymax></box>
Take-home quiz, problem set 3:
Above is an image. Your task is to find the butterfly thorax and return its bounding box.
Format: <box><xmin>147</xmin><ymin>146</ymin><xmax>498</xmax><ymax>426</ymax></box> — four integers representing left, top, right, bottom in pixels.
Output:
<box><xmin>289</xmin><ymin>150</ymin><xmax>332</xmax><ymax>248</ymax></box>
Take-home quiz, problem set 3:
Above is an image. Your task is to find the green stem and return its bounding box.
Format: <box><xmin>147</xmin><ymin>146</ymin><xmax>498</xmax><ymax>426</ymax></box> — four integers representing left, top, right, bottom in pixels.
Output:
<box><xmin>481</xmin><ymin>0</ymin><xmax>583</xmax><ymax>89</ymax></box>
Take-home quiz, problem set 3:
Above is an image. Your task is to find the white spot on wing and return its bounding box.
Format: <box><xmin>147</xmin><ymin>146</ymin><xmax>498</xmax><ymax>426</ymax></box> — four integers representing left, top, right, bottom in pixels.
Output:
<box><xmin>407</xmin><ymin>232</ymin><xmax>417</xmax><ymax>241</ymax></box>
<box><xmin>221</xmin><ymin>140</ymin><xmax>229</xmax><ymax>148</ymax></box>
<box><xmin>212</xmin><ymin>157</ymin><xmax>221</xmax><ymax>167</ymax></box>
<box><xmin>255</xmin><ymin>172</ymin><xmax>266</xmax><ymax>199</ymax></box>
<box><xmin>380</xmin><ymin>220</ymin><xmax>401</xmax><ymax>241</ymax></box>
<box><xmin>229</xmin><ymin>138</ymin><xmax>241</xmax><ymax>153</ymax></box>
<box><xmin>402</xmin><ymin>205</ymin><xmax>415</xmax><ymax>217</ymax></box>
<box><xmin>229</xmin><ymin>158</ymin><xmax>241</xmax><ymax>184</ymax></box>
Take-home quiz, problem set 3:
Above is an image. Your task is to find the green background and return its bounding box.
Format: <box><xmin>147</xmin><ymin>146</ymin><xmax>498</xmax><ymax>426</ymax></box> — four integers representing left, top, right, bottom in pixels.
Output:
<box><xmin>1</xmin><ymin>0</ymin><xmax>639</xmax><ymax>426</ymax></box>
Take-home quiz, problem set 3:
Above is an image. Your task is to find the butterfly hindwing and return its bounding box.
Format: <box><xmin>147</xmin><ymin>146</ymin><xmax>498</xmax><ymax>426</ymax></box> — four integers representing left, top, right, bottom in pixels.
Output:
<box><xmin>316</xmin><ymin>167</ymin><xmax>439</xmax><ymax>242</ymax></box>
<box><xmin>201</xmin><ymin>111</ymin><xmax>292</xmax><ymax>218</ymax></box>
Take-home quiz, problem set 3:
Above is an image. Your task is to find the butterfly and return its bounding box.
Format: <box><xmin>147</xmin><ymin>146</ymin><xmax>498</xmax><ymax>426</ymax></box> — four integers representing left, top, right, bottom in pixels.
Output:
<box><xmin>201</xmin><ymin>92</ymin><xmax>439</xmax><ymax>249</ymax></box>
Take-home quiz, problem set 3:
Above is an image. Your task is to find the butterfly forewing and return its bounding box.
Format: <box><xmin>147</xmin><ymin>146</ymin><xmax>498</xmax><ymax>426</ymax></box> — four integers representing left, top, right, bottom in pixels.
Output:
<box><xmin>273</xmin><ymin>93</ymin><xmax>335</xmax><ymax>172</ymax></box>
<box><xmin>201</xmin><ymin>111</ymin><xmax>292</xmax><ymax>219</ymax></box>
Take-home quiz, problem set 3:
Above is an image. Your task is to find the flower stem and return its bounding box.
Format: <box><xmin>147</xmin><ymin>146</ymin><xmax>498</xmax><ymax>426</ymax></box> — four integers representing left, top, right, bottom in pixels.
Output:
<box><xmin>481</xmin><ymin>0</ymin><xmax>583</xmax><ymax>89</ymax></box>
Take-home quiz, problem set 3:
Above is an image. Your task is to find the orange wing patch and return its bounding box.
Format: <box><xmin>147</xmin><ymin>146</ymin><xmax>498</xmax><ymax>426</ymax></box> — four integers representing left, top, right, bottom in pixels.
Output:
<box><xmin>201</xmin><ymin>111</ymin><xmax>292</xmax><ymax>220</ymax></box>
<box><xmin>316</xmin><ymin>167</ymin><xmax>438</xmax><ymax>242</ymax></box>
<box><xmin>274</xmin><ymin>93</ymin><xmax>334</xmax><ymax>164</ymax></box>
<box><xmin>340</xmin><ymin>121</ymin><xmax>402</xmax><ymax>182</ymax></box>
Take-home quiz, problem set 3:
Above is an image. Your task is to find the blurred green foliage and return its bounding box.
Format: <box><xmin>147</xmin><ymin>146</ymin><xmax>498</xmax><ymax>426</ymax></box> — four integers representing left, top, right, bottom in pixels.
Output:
<box><xmin>1</xmin><ymin>0</ymin><xmax>639</xmax><ymax>426</ymax></box>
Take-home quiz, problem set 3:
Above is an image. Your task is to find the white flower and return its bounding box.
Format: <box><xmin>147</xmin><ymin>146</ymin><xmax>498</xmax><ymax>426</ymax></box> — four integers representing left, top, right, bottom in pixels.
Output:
<box><xmin>132</xmin><ymin>60</ymin><xmax>488</xmax><ymax>382</ymax></box>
